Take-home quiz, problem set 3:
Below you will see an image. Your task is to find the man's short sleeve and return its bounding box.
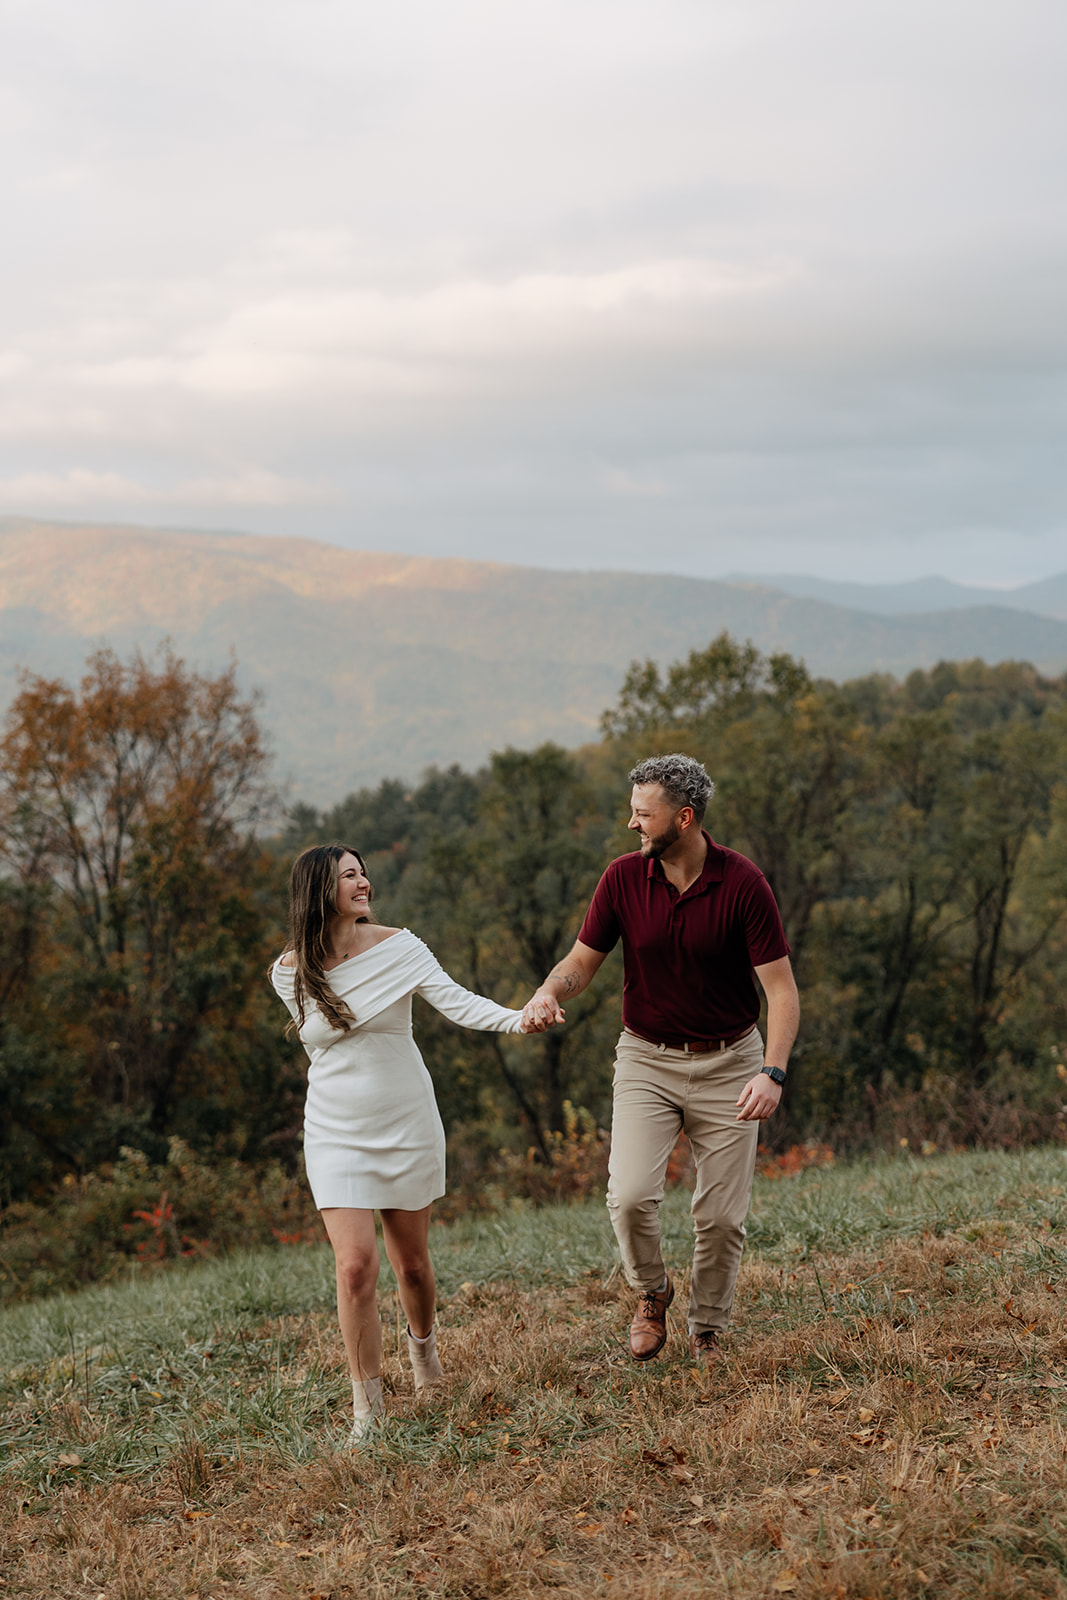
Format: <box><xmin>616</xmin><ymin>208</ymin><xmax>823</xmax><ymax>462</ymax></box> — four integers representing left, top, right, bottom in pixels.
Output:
<box><xmin>739</xmin><ymin>871</ymin><xmax>791</xmax><ymax>966</ymax></box>
<box><xmin>577</xmin><ymin>865</ymin><xmax>622</xmax><ymax>954</ymax></box>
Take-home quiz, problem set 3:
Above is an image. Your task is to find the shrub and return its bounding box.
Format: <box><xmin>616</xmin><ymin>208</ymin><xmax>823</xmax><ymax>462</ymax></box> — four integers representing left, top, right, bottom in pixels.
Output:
<box><xmin>0</xmin><ymin>1139</ymin><xmax>322</xmax><ymax>1304</ymax></box>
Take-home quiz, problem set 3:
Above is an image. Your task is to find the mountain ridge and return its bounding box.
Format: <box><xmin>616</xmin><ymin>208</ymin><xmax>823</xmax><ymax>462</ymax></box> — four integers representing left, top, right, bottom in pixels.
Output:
<box><xmin>725</xmin><ymin>570</ymin><xmax>1067</xmax><ymax>618</ymax></box>
<box><xmin>1</xmin><ymin>518</ymin><xmax>1064</xmax><ymax>802</ymax></box>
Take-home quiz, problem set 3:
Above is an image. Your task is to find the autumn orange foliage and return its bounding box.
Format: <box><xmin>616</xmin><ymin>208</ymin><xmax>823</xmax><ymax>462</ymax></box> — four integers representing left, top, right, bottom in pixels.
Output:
<box><xmin>0</xmin><ymin>649</ymin><xmax>299</xmax><ymax>1192</ymax></box>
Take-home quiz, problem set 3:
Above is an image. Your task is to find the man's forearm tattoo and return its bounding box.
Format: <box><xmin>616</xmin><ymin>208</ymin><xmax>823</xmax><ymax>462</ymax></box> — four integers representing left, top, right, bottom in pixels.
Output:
<box><xmin>549</xmin><ymin>965</ymin><xmax>582</xmax><ymax>996</ymax></box>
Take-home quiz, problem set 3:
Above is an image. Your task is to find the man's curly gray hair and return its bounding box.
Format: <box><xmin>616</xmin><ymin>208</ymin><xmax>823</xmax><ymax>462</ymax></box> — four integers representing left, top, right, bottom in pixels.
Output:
<box><xmin>629</xmin><ymin>754</ymin><xmax>714</xmax><ymax>822</ymax></box>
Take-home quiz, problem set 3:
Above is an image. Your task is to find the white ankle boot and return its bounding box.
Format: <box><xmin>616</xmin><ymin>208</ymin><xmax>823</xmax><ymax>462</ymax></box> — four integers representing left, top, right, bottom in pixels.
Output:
<box><xmin>346</xmin><ymin>1375</ymin><xmax>384</xmax><ymax>1446</ymax></box>
<box><xmin>407</xmin><ymin>1326</ymin><xmax>445</xmax><ymax>1392</ymax></box>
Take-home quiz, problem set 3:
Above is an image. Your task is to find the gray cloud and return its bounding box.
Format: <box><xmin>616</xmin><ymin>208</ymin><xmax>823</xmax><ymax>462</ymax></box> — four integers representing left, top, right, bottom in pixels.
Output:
<box><xmin>1</xmin><ymin>0</ymin><xmax>1065</xmax><ymax>583</ymax></box>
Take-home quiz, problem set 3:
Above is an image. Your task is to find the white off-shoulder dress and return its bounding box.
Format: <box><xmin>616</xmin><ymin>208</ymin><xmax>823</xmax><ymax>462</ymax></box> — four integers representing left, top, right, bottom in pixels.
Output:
<box><xmin>271</xmin><ymin>929</ymin><xmax>524</xmax><ymax>1210</ymax></box>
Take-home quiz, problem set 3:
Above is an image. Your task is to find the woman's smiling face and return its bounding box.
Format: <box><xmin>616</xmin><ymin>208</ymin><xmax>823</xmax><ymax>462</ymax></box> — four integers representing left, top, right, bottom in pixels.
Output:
<box><xmin>334</xmin><ymin>852</ymin><xmax>371</xmax><ymax>920</ymax></box>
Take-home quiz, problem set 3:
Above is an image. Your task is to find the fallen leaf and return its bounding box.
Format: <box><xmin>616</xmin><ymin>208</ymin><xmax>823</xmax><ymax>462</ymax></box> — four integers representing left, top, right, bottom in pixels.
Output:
<box><xmin>771</xmin><ymin>1572</ymin><xmax>798</xmax><ymax>1593</ymax></box>
<box><xmin>670</xmin><ymin>1465</ymin><xmax>695</xmax><ymax>1483</ymax></box>
<box><xmin>579</xmin><ymin>1523</ymin><xmax>604</xmax><ymax>1537</ymax></box>
<box><xmin>618</xmin><ymin>1507</ymin><xmax>639</xmax><ymax>1525</ymax></box>
<box><xmin>857</xmin><ymin>1407</ymin><xmax>875</xmax><ymax>1423</ymax></box>
<box><xmin>689</xmin><ymin>1494</ymin><xmax>704</xmax><ymax>1509</ymax></box>
<box><xmin>57</xmin><ymin>1453</ymin><xmax>82</xmax><ymax>1468</ymax></box>
<box><xmin>463</xmin><ymin>1490</ymin><xmax>479</xmax><ymax>1504</ymax></box>
<box><xmin>183</xmin><ymin>1511</ymin><xmax>211</xmax><ymax>1522</ymax></box>
<box><xmin>805</xmin><ymin>1468</ymin><xmax>821</xmax><ymax>1477</ymax></box>
<box><xmin>916</xmin><ymin>1570</ymin><xmax>931</xmax><ymax>1584</ymax></box>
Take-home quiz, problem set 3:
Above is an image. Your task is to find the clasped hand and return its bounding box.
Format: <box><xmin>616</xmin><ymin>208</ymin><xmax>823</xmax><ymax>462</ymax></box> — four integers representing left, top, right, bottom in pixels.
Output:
<box><xmin>520</xmin><ymin>993</ymin><xmax>565</xmax><ymax>1034</ymax></box>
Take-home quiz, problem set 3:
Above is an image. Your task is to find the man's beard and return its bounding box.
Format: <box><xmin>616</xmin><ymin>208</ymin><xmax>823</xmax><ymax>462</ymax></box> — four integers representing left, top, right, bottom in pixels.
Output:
<box><xmin>640</xmin><ymin>819</ymin><xmax>682</xmax><ymax>859</ymax></box>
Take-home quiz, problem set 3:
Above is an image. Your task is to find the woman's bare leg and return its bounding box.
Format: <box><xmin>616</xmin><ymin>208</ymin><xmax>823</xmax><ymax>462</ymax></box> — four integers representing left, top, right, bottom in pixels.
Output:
<box><xmin>380</xmin><ymin>1206</ymin><xmax>436</xmax><ymax>1338</ymax></box>
<box><xmin>320</xmin><ymin>1208</ymin><xmax>382</xmax><ymax>1379</ymax></box>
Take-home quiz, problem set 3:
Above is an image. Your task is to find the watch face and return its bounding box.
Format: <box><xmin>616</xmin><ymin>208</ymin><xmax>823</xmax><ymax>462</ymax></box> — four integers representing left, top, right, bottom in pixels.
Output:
<box><xmin>763</xmin><ymin>1065</ymin><xmax>786</xmax><ymax>1085</ymax></box>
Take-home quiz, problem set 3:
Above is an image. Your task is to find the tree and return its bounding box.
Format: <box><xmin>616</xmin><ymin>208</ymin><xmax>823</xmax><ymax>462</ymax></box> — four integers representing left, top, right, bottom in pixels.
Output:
<box><xmin>400</xmin><ymin>746</ymin><xmax>615</xmax><ymax>1155</ymax></box>
<box><xmin>601</xmin><ymin>632</ymin><xmax>866</xmax><ymax>967</ymax></box>
<box><xmin>948</xmin><ymin>717</ymin><xmax>1067</xmax><ymax>1074</ymax></box>
<box><xmin>600</xmin><ymin>633</ymin><xmax>801</xmax><ymax>739</ymax></box>
<box><xmin>0</xmin><ymin>650</ymin><xmax>294</xmax><ymax>1183</ymax></box>
<box><xmin>803</xmin><ymin>682</ymin><xmax>1067</xmax><ymax>1119</ymax></box>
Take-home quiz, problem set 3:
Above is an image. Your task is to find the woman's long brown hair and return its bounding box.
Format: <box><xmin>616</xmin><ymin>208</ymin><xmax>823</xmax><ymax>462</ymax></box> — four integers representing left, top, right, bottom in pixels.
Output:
<box><xmin>281</xmin><ymin>843</ymin><xmax>376</xmax><ymax>1036</ymax></box>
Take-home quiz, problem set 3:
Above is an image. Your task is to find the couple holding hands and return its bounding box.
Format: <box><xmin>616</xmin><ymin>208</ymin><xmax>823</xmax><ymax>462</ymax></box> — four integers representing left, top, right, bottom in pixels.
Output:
<box><xmin>271</xmin><ymin>753</ymin><xmax>799</xmax><ymax>1443</ymax></box>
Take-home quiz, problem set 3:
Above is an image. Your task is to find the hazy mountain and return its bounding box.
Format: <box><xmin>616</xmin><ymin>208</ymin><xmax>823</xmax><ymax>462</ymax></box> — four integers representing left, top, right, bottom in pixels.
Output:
<box><xmin>2</xmin><ymin>518</ymin><xmax>1066</xmax><ymax>803</ymax></box>
<box><xmin>727</xmin><ymin>571</ymin><xmax>1067</xmax><ymax>618</ymax></box>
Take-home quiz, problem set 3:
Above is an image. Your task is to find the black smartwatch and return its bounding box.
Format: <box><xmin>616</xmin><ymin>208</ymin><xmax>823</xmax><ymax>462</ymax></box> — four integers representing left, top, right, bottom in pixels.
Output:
<box><xmin>760</xmin><ymin>1065</ymin><xmax>787</xmax><ymax>1086</ymax></box>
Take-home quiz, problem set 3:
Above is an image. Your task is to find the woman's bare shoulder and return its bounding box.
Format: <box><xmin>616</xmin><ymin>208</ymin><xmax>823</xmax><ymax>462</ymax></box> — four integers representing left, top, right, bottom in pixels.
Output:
<box><xmin>363</xmin><ymin>924</ymin><xmax>403</xmax><ymax>948</ymax></box>
<box><xmin>277</xmin><ymin>950</ymin><xmax>297</xmax><ymax>969</ymax></box>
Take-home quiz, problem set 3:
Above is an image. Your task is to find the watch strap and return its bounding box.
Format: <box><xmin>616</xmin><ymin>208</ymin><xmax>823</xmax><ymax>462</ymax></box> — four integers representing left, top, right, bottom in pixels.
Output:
<box><xmin>761</xmin><ymin>1064</ymin><xmax>787</xmax><ymax>1086</ymax></box>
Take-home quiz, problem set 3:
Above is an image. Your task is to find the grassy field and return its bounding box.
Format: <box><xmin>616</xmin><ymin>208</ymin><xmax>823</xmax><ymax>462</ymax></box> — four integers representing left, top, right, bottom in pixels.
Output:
<box><xmin>3</xmin><ymin>1148</ymin><xmax>1067</xmax><ymax>1599</ymax></box>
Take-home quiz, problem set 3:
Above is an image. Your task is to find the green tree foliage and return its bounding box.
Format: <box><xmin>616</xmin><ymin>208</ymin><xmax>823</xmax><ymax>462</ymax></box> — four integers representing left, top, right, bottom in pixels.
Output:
<box><xmin>282</xmin><ymin>644</ymin><xmax>1067</xmax><ymax>1158</ymax></box>
<box><xmin>405</xmin><ymin>746</ymin><xmax>615</xmax><ymax>1154</ymax></box>
<box><xmin>8</xmin><ymin>638</ymin><xmax>1067</xmax><ymax>1208</ymax></box>
<box><xmin>604</xmin><ymin>643</ymin><xmax>1067</xmax><ymax>1136</ymax></box>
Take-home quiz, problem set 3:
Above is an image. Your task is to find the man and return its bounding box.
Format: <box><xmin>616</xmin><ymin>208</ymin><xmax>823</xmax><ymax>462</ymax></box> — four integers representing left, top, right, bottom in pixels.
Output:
<box><xmin>522</xmin><ymin>753</ymin><xmax>799</xmax><ymax>1364</ymax></box>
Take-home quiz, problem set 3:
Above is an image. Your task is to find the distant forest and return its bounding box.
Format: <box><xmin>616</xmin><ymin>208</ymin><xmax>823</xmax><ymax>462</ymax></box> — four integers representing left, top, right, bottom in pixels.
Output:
<box><xmin>3</xmin><ymin>634</ymin><xmax>1067</xmax><ymax>1205</ymax></box>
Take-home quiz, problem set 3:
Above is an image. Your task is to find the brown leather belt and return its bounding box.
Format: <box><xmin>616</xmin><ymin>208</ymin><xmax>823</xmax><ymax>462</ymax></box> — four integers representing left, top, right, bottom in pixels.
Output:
<box><xmin>626</xmin><ymin>1024</ymin><xmax>755</xmax><ymax>1054</ymax></box>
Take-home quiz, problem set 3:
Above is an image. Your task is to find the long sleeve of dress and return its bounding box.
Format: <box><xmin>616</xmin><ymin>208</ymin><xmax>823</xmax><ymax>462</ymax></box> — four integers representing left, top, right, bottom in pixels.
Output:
<box><xmin>415</xmin><ymin>961</ymin><xmax>525</xmax><ymax>1033</ymax></box>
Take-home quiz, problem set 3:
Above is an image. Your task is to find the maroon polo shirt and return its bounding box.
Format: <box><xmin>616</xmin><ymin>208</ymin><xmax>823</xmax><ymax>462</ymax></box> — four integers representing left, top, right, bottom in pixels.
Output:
<box><xmin>577</xmin><ymin>832</ymin><xmax>790</xmax><ymax>1045</ymax></box>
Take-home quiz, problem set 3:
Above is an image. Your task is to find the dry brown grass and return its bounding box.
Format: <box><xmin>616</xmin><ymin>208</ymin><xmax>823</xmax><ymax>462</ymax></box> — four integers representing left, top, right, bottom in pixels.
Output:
<box><xmin>4</xmin><ymin>1208</ymin><xmax>1067</xmax><ymax>1600</ymax></box>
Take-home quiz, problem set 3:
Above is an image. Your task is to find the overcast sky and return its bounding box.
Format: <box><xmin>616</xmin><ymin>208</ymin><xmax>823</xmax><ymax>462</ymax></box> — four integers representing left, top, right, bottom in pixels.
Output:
<box><xmin>2</xmin><ymin>0</ymin><xmax>1065</xmax><ymax>584</ymax></box>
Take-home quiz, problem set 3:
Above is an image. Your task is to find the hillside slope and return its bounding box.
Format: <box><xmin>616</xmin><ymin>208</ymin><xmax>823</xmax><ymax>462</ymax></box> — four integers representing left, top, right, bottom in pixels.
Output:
<box><xmin>2</xmin><ymin>518</ymin><xmax>1065</xmax><ymax>801</ymax></box>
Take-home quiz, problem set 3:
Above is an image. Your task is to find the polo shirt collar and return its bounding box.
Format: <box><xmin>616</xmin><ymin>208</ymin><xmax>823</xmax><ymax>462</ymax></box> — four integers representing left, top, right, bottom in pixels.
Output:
<box><xmin>646</xmin><ymin>830</ymin><xmax>724</xmax><ymax>892</ymax></box>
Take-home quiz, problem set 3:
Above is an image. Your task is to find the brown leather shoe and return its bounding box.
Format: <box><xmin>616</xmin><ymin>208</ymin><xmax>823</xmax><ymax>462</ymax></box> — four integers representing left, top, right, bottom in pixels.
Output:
<box><xmin>688</xmin><ymin>1329</ymin><xmax>720</xmax><ymax>1365</ymax></box>
<box><xmin>629</xmin><ymin>1278</ymin><xmax>674</xmax><ymax>1361</ymax></box>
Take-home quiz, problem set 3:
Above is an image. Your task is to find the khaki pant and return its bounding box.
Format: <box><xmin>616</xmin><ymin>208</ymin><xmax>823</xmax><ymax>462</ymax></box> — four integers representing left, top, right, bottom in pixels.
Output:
<box><xmin>606</xmin><ymin>1025</ymin><xmax>764</xmax><ymax>1336</ymax></box>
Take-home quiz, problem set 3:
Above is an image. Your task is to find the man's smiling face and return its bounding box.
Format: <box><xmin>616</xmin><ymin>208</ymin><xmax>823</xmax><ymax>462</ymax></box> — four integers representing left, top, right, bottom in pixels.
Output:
<box><xmin>627</xmin><ymin>782</ymin><xmax>686</xmax><ymax>859</ymax></box>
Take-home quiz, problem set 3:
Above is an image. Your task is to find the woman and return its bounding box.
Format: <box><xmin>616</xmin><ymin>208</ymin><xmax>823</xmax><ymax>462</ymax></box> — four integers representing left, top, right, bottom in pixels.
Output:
<box><xmin>270</xmin><ymin>843</ymin><xmax>529</xmax><ymax>1443</ymax></box>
